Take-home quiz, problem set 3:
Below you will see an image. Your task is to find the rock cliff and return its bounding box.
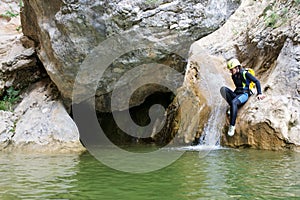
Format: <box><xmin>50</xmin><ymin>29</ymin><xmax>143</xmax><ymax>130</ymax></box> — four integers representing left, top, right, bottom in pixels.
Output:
<box><xmin>184</xmin><ymin>0</ymin><xmax>300</xmax><ymax>150</ymax></box>
<box><xmin>20</xmin><ymin>0</ymin><xmax>240</xmax><ymax>112</ymax></box>
<box><xmin>1</xmin><ymin>0</ymin><xmax>240</xmax><ymax>151</ymax></box>
<box><xmin>0</xmin><ymin>0</ymin><xmax>84</xmax><ymax>152</ymax></box>
<box><xmin>1</xmin><ymin>0</ymin><xmax>299</xmax><ymax>151</ymax></box>
<box><xmin>225</xmin><ymin>0</ymin><xmax>300</xmax><ymax>150</ymax></box>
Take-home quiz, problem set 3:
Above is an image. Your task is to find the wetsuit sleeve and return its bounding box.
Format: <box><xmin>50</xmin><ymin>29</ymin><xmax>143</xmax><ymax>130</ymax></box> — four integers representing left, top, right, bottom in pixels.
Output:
<box><xmin>245</xmin><ymin>72</ymin><xmax>262</xmax><ymax>95</ymax></box>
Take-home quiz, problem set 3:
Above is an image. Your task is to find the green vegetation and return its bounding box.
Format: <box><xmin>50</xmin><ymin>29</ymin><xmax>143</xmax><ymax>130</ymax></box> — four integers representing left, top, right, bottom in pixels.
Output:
<box><xmin>0</xmin><ymin>0</ymin><xmax>23</xmax><ymax>19</ymax></box>
<box><xmin>263</xmin><ymin>4</ymin><xmax>276</xmax><ymax>28</ymax></box>
<box><xmin>19</xmin><ymin>0</ymin><xmax>24</xmax><ymax>8</ymax></box>
<box><xmin>16</xmin><ymin>25</ymin><xmax>22</xmax><ymax>32</ymax></box>
<box><xmin>295</xmin><ymin>0</ymin><xmax>300</xmax><ymax>14</ymax></box>
<box><xmin>0</xmin><ymin>9</ymin><xmax>19</xmax><ymax>19</ymax></box>
<box><xmin>263</xmin><ymin>6</ymin><xmax>289</xmax><ymax>28</ymax></box>
<box><xmin>0</xmin><ymin>87</ymin><xmax>20</xmax><ymax>111</ymax></box>
<box><xmin>232</xmin><ymin>28</ymin><xmax>239</xmax><ymax>36</ymax></box>
<box><xmin>9</xmin><ymin>120</ymin><xmax>17</xmax><ymax>133</ymax></box>
<box><xmin>145</xmin><ymin>0</ymin><xmax>160</xmax><ymax>6</ymax></box>
<box><xmin>264</xmin><ymin>11</ymin><xmax>279</xmax><ymax>27</ymax></box>
<box><xmin>262</xmin><ymin>1</ymin><xmax>300</xmax><ymax>28</ymax></box>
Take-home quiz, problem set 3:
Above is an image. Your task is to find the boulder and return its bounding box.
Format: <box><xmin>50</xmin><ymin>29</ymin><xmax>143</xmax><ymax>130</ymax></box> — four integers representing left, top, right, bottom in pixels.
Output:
<box><xmin>0</xmin><ymin>79</ymin><xmax>85</xmax><ymax>153</ymax></box>
<box><xmin>10</xmin><ymin>79</ymin><xmax>85</xmax><ymax>153</ymax></box>
<box><xmin>21</xmin><ymin>0</ymin><xmax>241</xmax><ymax>111</ymax></box>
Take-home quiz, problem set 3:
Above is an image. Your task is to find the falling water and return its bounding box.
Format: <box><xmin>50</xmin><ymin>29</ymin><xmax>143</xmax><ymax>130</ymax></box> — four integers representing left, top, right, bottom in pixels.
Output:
<box><xmin>199</xmin><ymin>104</ymin><xmax>223</xmax><ymax>146</ymax></box>
<box><xmin>188</xmin><ymin>53</ymin><xmax>230</xmax><ymax>148</ymax></box>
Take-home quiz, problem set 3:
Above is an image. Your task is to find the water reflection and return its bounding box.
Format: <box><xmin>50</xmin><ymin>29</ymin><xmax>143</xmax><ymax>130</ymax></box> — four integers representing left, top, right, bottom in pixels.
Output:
<box><xmin>197</xmin><ymin>149</ymin><xmax>300</xmax><ymax>199</ymax></box>
<box><xmin>71</xmin><ymin>152</ymin><xmax>186</xmax><ymax>200</ymax></box>
<box><xmin>0</xmin><ymin>149</ymin><xmax>300</xmax><ymax>199</ymax></box>
<box><xmin>0</xmin><ymin>153</ymin><xmax>81</xmax><ymax>199</ymax></box>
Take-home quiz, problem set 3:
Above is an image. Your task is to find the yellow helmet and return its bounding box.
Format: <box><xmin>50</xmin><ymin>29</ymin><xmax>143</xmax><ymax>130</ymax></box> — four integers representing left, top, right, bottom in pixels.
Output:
<box><xmin>227</xmin><ymin>58</ymin><xmax>241</xmax><ymax>70</ymax></box>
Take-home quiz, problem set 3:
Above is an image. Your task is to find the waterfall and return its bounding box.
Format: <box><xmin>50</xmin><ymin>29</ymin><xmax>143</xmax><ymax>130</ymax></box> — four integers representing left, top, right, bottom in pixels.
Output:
<box><xmin>187</xmin><ymin>52</ymin><xmax>230</xmax><ymax>148</ymax></box>
<box><xmin>169</xmin><ymin>46</ymin><xmax>232</xmax><ymax>151</ymax></box>
<box><xmin>199</xmin><ymin>104</ymin><xmax>223</xmax><ymax>146</ymax></box>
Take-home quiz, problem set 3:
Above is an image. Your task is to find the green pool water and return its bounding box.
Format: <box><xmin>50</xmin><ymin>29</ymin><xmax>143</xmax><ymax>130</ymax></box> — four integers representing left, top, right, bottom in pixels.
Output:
<box><xmin>0</xmin><ymin>147</ymin><xmax>300</xmax><ymax>199</ymax></box>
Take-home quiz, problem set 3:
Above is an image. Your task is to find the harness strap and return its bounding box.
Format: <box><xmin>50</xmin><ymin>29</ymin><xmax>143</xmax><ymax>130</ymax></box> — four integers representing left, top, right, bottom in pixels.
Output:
<box><xmin>242</xmin><ymin>70</ymin><xmax>247</xmax><ymax>88</ymax></box>
<box><xmin>241</xmin><ymin>70</ymin><xmax>253</xmax><ymax>95</ymax></box>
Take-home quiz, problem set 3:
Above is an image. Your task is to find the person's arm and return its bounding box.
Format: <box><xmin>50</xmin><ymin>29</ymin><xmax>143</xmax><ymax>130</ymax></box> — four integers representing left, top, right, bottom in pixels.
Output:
<box><xmin>245</xmin><ymin>72</ymin><xmax>266</xmax><ymax>100</ymax></box>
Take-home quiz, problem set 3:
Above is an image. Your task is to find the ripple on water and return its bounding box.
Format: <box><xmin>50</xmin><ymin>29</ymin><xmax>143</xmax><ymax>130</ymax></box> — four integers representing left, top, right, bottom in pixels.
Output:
<box><xmin>0</xmin><ymin>148</ymin><xmax>300</xmax><ymax>199</ymax></box>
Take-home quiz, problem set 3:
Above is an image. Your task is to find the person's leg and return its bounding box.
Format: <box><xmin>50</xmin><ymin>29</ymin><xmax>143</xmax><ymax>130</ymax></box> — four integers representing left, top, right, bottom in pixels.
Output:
<box><xmin>220</xmin><ymin>86</ymin><xmax>236</xmax><ymax>105</ymax></box>
<box><xmin>230</xmin><ymin>93</ymin><xmax>249</xmax><ymax>126</ymax></box>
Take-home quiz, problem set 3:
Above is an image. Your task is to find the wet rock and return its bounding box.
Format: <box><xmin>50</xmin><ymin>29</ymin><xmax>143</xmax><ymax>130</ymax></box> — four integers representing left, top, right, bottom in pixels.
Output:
<box><xmin>173</xmin><ymin>0</ymin><xmax>300</xmax><ymax>150</ymax></box>
<box><xmin>231</xmin><ymin>38</ymin><xmax>300</xmax><ymax>150</ymax></box>
<box><xmin>154</xmin><ymin>61</ymin><xmax>212</xmax><ymax>145</ymax></box>
<box><xmin>167</xmin><ymin>0</ymin><xmax>266</xmax><ymax>145</ymax></box>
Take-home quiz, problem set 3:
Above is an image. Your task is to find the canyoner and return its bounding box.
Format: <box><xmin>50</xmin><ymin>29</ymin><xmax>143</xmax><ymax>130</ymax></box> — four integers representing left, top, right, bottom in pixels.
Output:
<box><xmin>220</xmin><ymin>58</ymin><xmax>266</xmax><ymax>136</ymax></box>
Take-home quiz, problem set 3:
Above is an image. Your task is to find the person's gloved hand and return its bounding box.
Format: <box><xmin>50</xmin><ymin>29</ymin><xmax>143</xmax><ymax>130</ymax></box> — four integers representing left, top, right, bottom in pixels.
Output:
<box><xmin>257</xmin><ymin>94</ymin><xmax>266</xmax><ymax>100</ymax></box>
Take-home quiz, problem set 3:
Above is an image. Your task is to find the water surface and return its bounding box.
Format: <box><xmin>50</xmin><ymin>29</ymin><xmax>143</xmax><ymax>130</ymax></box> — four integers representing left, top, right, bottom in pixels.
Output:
<box><xmin>0</xmin><ymin>148</ymin><xmax>300</xmax><ymax>199</ymax></box>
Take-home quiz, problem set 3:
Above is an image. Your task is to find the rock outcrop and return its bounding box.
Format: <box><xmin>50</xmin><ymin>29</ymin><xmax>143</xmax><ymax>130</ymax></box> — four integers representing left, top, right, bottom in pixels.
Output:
<box><xmin>0</xmin><ymin>79</ymin><xmax>85</xmax><ymax>153</ymax></box>
<box><xmin>0</xmin><ymin>0</ymin><xmax>47</xmax><ymax>95</ymax></box>
<box><xmin>3</xmin><ymin>0</ymin><xmax>299</xmax><ymax>151</ymax></box>
<box><xmin>0</xmin><ymin>0</ymin><xmax>84</xmax><ymax>152</ymax></box>
<box><xmin>14</xmin><ymin>80</ymin><xmax>85</xmax><ymax>152</ymax></box>
<box><xmin>21</xmin><ymin>0</ymin><xmax>240</xmax><ymax>112</ymax></box>
<box><xmin>185</xmin><ymin>0</ymin><xmax>300</xmax><ymax>150</ymax></box>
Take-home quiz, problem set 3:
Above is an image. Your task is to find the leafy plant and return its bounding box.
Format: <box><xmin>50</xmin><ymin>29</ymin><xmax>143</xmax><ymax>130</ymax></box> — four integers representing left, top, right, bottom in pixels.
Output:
<box><xmin>0</xmin><ymin>101</ymin><xmax>9</xmax><ymax>111</ymax></box>
<box><xmin>16</xmin><ymin>25</ymin><xmax>22</xmax><ymax>32</ymax></box>
<box><xmin>0</xmin><ymin>87</ymin><xmax>20</xmax><ymax>111</ymax></box>
<box><xmin>264</xmin><ymin>11</ymin><xmax>279</xmax><ymax>27</ymax></box>
<box><xmin>145</xmin><ymin>0</ymin><xmax>160</xmax><ymax>6</ymax></box>
<box><xmin>19</xmin><ymin>0</ymin><xmax>24</xmax><ymax>8</ymax></box>
<box><xmin>0</xmin><ymin>1</ymin><xmax>23</xmax><ymax>19</ymax></box>
<box><xmin>9</xmin><ymin>120</ymin><xmax>17</xmax><ymax>133</ymax></box>
<box><xmin>262</xmin><ymin>5</ymin><xmax>273</xmax><ymax>16</ymax></box>
<box><xmin>0</xmin><ymin>9</ymin><xmax>19</xmax><ymax>19</ymax></box>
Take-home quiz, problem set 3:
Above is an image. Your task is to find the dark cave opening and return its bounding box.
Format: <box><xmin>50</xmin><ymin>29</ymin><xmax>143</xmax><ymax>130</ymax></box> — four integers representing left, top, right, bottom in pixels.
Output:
<box><xmin>97</xmin><ymin>91</ymin><xmax>174</xmax><ymax>146</ymax></box>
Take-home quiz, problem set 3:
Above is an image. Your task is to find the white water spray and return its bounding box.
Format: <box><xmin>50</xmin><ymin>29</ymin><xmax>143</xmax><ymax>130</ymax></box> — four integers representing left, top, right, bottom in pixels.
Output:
<box><xmin>188</xmin><ymin>53</ymin><xmax>230</xmax><ymax>151</ymax></box>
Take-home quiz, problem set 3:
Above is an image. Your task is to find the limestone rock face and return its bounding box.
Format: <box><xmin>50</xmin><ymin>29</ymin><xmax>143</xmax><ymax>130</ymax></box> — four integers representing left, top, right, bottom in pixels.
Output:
<box><xmin>222</xmin><ymin>0</ymin><xmax>300</xmax><ymax>150</ymax></box>
<box><xmin>0</xmin><ymin>111</ymin><xmax>16</xmax><ymax>149</ymax></box>
<box><xmin>21</xmin><ymin>0</ymin><xmax>240</xmax><ymax>111</ymax></box>
<box><xmin>185</xmin><ymin>0</ymin><xmax>300</xmax><ymax>149</ymax></box>
<box><xmin>0</xmin><ymin>0</ymin><xmax>21</xmax><ymax>36</ymax></box>
<box><xmin>0</xmin><ymin>80</ymin><xmax>85</xmax><ymax>153</ymax></box>
<box><xmin>8</xmin><ymin>80</ymin><xmax>85</xmax><ymax>153</ymax></box>
<box><xmin>0</xmin><ymin>1</ymin><xmax>45</xmax><ymax>95</ymax></box>
<box><xmin>0</xmin><ymin>36</ymin><xmax>45</xmax><ymax>94</ymax></box>
<box><xmin>167</xmin><ymin>0</ymin><xmax>265</xmax><ymax>145</ymax></box>
<box><xmin>0</xmin><ymin>0</ymin><xmax>85</xmax><ymax>153</ymax></box>
<box><xmin>228</xmin><ymin>38</ymin><xmax>300</xmax><ymax>150</ymax></box>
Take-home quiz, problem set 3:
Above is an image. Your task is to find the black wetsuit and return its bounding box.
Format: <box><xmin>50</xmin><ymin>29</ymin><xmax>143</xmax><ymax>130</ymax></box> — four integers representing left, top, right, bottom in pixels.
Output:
<box><xmin>220</xmin><ymin>69</ymin><xmax>262</xmax><ymax>126</ymax></box>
